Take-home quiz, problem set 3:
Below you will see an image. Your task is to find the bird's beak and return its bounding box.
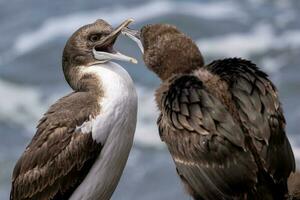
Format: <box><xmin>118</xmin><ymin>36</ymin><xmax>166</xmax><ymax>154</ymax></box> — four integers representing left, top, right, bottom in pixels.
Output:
<box><xmin>121</xmin><ymin>27</ymin><xmax>144</xmax><ymax>54</ymax></box>
<box><xmin>93</xmin><ymin>18</ymin><xmax>138</xmax><ymax>64</ymax></box>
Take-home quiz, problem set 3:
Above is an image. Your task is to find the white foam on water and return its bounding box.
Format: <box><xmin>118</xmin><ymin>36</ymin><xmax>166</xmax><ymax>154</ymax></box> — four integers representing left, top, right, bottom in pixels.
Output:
<box><xmin>260</xmin><ymin>56</ymin><xmax>286</xmax><ymax>75</ymax></box>
<box><xmin>135</xmin><ymin>86</ymin><xmax>162</xmax><ymax>147</ymax></box>
<box><xmin>198</xmin><ymin>23</ymin><xmax>274</xmax><ymax>58</ymax></box>
<box><xmin>0</xmin><ymin>79</ymin><xmax>47</xmax><ymax>134</ymax></box>
<box><xmin>293</xmin><ymin>147</ymin><xmax>300</xmax><ymax>162</ymax></box>
<box><xmin>289</xmin><ymin>138</ymin><xmax>300</xmax><ymax>164</ymax></box>
<box><xmin>12</xmin><ymin>0</ymin><xmax>246</xmax><ymax>56</ymax></box>
<box><xmin>280</xmin><ymin>29</ymin><xmax>300</xmax><ymax>48</ymax></box>
<box><xmin>197</xmin><ymin>23</ymin><xmax>300</xmax><ymax>58</ymax></box>
<box><xmin>173</xmin><ymin>1</ymin><xmax>247</xmax><ymax>21</ymax></box>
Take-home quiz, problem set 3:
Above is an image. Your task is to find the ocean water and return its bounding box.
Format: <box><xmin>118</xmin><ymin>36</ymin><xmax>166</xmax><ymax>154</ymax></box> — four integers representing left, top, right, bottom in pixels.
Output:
<box><xmin>0</xmin><ymin>0</ymin><xmax>299</xmax><ymax>199</ymax></box>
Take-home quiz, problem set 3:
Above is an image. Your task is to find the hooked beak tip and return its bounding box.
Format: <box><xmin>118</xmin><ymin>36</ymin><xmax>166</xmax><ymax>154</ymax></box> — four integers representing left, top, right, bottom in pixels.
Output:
<box><xmin>131</xmin><ymin>58</ymin><xmax>138</xmax><ymax>64</ymax></box>
<box><xmin>127</xmin><ymin>18</ymin><xmax>134</xmax><ymax>23</ymax></box>
<box><xmin>121</xmin><ymin>27</ymin><xmax>141</xmax><ymax>39</ymax></box>
<box><xmin>122</xmin><ymin>27</ymin><xmax>144</xmax><ymax>54</ymax></box>
<box><xmin>95</xmin><ymin>18</ymin><xmax>135</xmax><ymax>49</ymax></box>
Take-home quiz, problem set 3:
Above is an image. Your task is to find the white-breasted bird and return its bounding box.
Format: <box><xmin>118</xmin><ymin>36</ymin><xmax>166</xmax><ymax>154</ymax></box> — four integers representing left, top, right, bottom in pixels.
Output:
<box><xmin>10</xmin><ymin>19</ymin><xmax>138</xmax><ymax>200</ymax></box>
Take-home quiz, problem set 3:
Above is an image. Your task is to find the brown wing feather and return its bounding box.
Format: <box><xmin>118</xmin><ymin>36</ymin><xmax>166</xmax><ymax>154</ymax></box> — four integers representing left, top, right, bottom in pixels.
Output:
<box><xmin>10</xmin><ymin>92</ymin><xmax>102</xmax><ymax>200</ymax></box>
<box><xmin>158</xmin><ymin>75</ymin><xmax>257</xmax><ymax>199</ymax></box>
<box><xmin>207</xmin><ymin>58</ymin><xmax>295</xmax><ymax>182</ymax></box>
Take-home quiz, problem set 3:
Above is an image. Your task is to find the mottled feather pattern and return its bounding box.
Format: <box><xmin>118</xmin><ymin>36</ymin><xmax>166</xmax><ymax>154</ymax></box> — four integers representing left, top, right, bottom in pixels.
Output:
<box><xmin>11</xmin><ymin>92</ymin><xmax>102</xmax><ymax>200</ymax></box>
<box><xmin>206</xmin><ymin>58</ymin><xmax>295</xmax><ymax>181</ymax></box>
<box><xmin>157</xmin><ymin>74</ymin><xmax>257</xmax><ymax>199</ymax></box>
<box><xmin>156</xmin><ymin>58</ymin><xmax>295</xmax><ymax>199</ymax></box>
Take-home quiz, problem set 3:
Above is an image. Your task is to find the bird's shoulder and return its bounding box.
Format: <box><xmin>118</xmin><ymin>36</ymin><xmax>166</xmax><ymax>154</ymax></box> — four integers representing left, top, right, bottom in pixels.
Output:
<box><xmin>11</xmin><ymin>91</ymin><xmax>102</xmax><ymax>200</ymax></box>
<box><xmin>156</xmin><ymin>69</ymin><xmax>243</xmax><ymax>146</ymax></box>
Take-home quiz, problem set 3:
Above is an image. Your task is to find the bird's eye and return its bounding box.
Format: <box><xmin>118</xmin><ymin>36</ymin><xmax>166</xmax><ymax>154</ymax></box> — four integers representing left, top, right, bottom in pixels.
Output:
<box><xmin>89</xmin><ymin>34</ymin><xmax>100</xmax><ymax>42</ymax></box>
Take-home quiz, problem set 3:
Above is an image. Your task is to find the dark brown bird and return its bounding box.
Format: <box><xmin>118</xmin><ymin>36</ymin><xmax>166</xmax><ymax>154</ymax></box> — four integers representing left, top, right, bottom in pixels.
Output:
<box><xmin>123</xmin><ymin>24</ymin><xmax>295</xmax><ymax>200</ymax></box>
<box><xmin>10</xmin><ymin>19</ymin><xmax>138</xmax><ymax>200</ymax></box>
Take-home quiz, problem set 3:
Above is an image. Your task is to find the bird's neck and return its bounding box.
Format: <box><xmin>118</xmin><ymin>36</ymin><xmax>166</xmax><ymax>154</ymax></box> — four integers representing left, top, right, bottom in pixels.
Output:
<box><xmin>156</xmin><ymin>54</ymin><xmax>204</xmax><ymax>81</ymax></box>
<box><xmin>82</xmin><ymin>62</ymin><xmax>135</xmax><ymax>93</ymax></box>
<box><xmin>63</xmin><ymin>62</ymin><xmax>114</xmax><ymax>93</ymax></box>
<box><xmin>66</xmin><ymin>62</ymin><xmax>135</xmax><ymax>97</ymax></box>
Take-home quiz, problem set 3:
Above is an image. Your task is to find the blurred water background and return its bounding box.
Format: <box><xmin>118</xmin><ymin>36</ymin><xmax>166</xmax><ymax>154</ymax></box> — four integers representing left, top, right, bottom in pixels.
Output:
<box><xmin>0</xmin><ymin>0</ymin><xmax>299</xmax><ymax>199</ymax></box>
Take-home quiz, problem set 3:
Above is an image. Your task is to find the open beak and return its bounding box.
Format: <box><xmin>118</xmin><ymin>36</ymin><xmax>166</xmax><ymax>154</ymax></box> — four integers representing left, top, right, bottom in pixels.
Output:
<box><xmin>93</xmin><ymin>18</ymin><xmax>138</xmax><ymax>64</ymax></box>
<box><xmin>122</xmin><ymin>27</ymin><xmax>144</xmax><ymax>54</ymax></box>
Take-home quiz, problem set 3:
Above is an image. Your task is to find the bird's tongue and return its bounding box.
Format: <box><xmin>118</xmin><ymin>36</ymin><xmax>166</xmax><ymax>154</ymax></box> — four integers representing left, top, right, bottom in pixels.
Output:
<box><xmin>93</xmin><ymin>44</ymin><xmax>137</xmax><ymax>64</ymax></box>
<box><xmin>93</xmin><ymin>19</ymin><xmax>138</xmax><ymax>64</ymax></box>
<box><xmin>121</xmin><ymin>27</ymin><xmax>144</xmax><ymax>54</ymax></box>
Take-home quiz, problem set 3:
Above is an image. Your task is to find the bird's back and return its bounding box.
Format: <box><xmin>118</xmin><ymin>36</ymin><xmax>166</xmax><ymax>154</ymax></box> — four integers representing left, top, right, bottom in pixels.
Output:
<box><xmin>204</xmin><ymin>58</ymin><xmax>295</xmax><ymax>199</ymax></box>
<box><xmin>206</xmin><ymin>58</ymin><xmax>295</xmax><ymax>179</ymax></box>
<box><xmin>156</xmin><ymin>58</ymin><xmax>295</xmax><ymax>200</ymax></box>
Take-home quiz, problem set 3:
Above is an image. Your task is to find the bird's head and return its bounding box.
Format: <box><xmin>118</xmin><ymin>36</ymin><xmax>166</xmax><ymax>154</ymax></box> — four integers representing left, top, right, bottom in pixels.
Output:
<box><xmin>122</xmin><ymin>24</ymin><xmax>204</xmax><ymax>80</ymax></box>
<box><xmin>62</xmin><ymin>19</ymin><xmax>137</xmax><ymax>89</ymax></box>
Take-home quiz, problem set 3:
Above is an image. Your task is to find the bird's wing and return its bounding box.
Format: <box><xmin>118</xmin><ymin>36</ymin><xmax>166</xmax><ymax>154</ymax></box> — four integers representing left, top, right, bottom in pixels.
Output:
<box><xmin>158</xmin><ymin>75</ymin><xmax>257</xmax><ymax>199</ymax></box>
<box><xmin>206</xmin><ymin>58</ymin><xmax>295</xmax><ymax>182</ymax></box>
<box><xmin>10</xmin><ymin>92</ymin><xmax>103</xmax><ymax>200</ymax></box>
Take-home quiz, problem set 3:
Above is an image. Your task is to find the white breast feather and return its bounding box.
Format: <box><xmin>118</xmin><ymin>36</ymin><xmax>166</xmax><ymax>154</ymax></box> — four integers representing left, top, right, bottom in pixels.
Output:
<box><xmin>70</xmin><ymin>62</ymin><xmax>137</xmax><ymax>200</ymax></box>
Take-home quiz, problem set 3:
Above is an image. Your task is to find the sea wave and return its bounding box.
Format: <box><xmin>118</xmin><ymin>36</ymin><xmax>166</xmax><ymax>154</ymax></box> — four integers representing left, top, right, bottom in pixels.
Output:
<box><xmin>293</xmin><ymin>146</ymin><xmax>300</xmax><ymax>161</ymax></box>
<box><xmin>5</xmin><ymin>0</ymin><xmax>299</xmax><ymax>67</ymax></box>
<box><xmin>290</xmin><ymin>139</ymin><xmax>300</xmax><ymax>164</ymax></box>
<box><xmin>135</xmin><ymin>87</ymin><xmax>161</xmax><ymax>147</ymax></box>
<box><xmin>198</xmin><ymin>23</ymin><xmax>300</xmax><ymax>58</ymax></box>
<box><xmin>260</xmin><ymin>56</ymin><xmax>285</xmax><ymax>74</ymax></box>
<box><xmin>12</xmin><ymin>0</ymin><xmax>246</xmax><ymax>56</ymax></box>
<box><xmin>0</xmin><ymin>79</ymin><xmax>47</xmax><ymax>134</ymax></box>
